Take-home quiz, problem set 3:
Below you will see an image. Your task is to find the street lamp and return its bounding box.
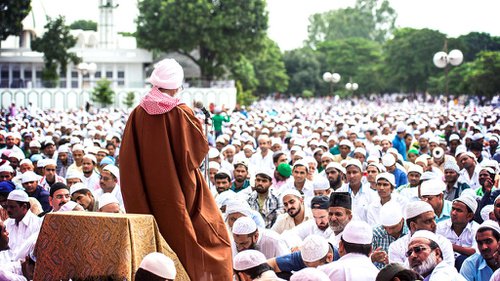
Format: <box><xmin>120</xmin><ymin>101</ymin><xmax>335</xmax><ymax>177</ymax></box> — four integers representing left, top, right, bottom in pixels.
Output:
<box><xmin>433</xmin><ymin>45</ymin><xmax>463</xmax><ymax>117</ymax></box>
<box><xmin>323</xmin><ymin>71</ymin><xmax>341</xmax><ymax>96</ymax></box>
<box><xmin>345</xmin><ymin>80</ymin><xmax>359</xmax><ymax>94</ymax></box>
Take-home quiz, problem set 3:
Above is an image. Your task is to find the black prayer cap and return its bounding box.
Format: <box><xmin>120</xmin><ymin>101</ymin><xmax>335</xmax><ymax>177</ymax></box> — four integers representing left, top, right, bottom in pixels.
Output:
<box><xmin>329</xmin><ymin>192</ymin><xmax>351</xmax><ymax>210</ymax></box>
<box><xmin>310</xmin><ymin>196</ymin><xmax>329</xmax><ymax>210</ymax></box>
<box><xmin>50</xmin><ymin>182</ymin><xmax>69</xmax><ymax>197</ymax></box>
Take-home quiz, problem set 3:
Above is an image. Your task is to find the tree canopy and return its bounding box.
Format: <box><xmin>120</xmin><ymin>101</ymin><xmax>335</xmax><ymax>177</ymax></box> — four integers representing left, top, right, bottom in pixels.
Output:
<box><xmin>136</xmin><ymin>0</ymin><xmax>268</xmax><ymax>82</ymax></box>
<box><xmin>0</xmin><ymin>0</ymin><xmax>31</xmax><ymax>42</ymax></box>
<box><xmin>69</xmin><ymin>20</ymin><xmax>97</xmax><ymax>31</ymax></box>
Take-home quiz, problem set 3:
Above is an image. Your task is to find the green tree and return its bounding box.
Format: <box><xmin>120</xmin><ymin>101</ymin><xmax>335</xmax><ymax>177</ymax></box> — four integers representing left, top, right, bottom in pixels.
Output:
<box><xmin>458</xmin><ymin>32</ymin><xmax>500</xmax><ymax>62</ymax></box>
<box><xmin>69</xmin><ymin>19</ymin><xmax>97</xmax><ymax>31</ymax></box>
<box><xmin>31</xmin><ymin>16</ymin><xmax>80</xmax><ymax>87</ymax></box>
<box><xmin>383</xmin><ymin>28</ymin><xmax>446</xmax><ymax>94</ymax></box>
<box><xmin>0</xmin><ymin>0</ymin><xmax>31</xmax><ymax>42</ymax></box>
<box><xmin>229</xmin><ymin>56</ymin><xmax>259</xmax><ymax>95</ymax></box>
<box><xmin>465</xmin><ymin>51</ymin><xmax>500</xmax><ymax>100</ymax></box>
<box><xmin>235</xmin><ymin>80</ymin><xmax>257</xmax><ymax>106</ymax></box>
<box><xmin>307</xmin><ymin>0</ymin><xmax>396</xmax><ymax>46</ymax></box>
<box><xmin>283</xmin><ymin>47</ymin><xmax>323</xmax><ymax>96</ymax></box>
<box><xmin>123</xmin><ymin>91</ymin><xmax>135</xmax><ymax>108</ymax></box>
<box><xmin>251</xmin><ymin>37</ymin><xmax>289</xmax><ymax>96</ymax></box>
<box><xmin>92</xmin><ymin>79</ymin><xmax>115</xmax><ymax>107</ymax></box>
<box><xmin>317</xmin><ymin>38</ymin><xmax>384</xmax><ymax>95</ymax></box>
<box><xmin>136</xmin><ymin>0</ymin><xmax>268</xmax><ymax>82</ymax></box>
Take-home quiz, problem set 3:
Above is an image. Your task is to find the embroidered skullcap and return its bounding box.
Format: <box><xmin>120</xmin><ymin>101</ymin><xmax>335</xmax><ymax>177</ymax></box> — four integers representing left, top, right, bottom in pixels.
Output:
<box><xmin>98</xmin><ymin>193</ymin><xmax>119</xmax><ymax>210</ymax></box>
<box><xmin>313</xmin><ymin>177</ymin><xmax>330</xmax><ymax>191</ymax></box>
<box><xmin>453</xmin><ymin>194</ymin><xmax>478</xmax><ymax>213</ymax></box>
<box><xmin>290</xmin><ymin>268</ymin><xmax>329</xmax><ymax>281</ymax></box>
<box><xmin>233</xmin><ymin>250</ymin><xmax>267</xmax><ymax>271</ymax></box>
<box><xmin>300</xmin><ymin>235</ymin><xmax>330</xmax><ymax>262</ymax></box>
<box><xmin>7</xmin><ymin>190</ymin><xmax>29</xmax><ymax>203</ymax></box>
<box><xmin>405</xmin><ymin>201</ymin><xmax>434</xmax><ymax>220</ymax></box>
<box><xmin>380</xmin><ymin>202</ymin><xmax>403</xmax><ymax>227</ymax></box>
<box><xmin>139</xmin><ymin>252</ymin><xmax>176</xmax><ymax>279</ymax></box>
<box><xmin>342</xmin><ymin>220</ymin><xmax>372</xmax><ymax>244</ymax></box>
<box><xmin>232</xmin><ymin>216</ymin><xmax>257</xmax><ymax>235</ymax></box>
<box><xmin>148</xmin><ymin>58</ymin><xmax>184</xmax><ymax>90</ymax></box>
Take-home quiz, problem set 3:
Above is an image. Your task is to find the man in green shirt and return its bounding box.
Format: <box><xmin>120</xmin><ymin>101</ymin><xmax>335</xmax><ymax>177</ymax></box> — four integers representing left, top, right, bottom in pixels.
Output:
<box><xmin>212</xmin><ymin>108</ymin><xmax>230</xmax><ymax>137</ymax></box>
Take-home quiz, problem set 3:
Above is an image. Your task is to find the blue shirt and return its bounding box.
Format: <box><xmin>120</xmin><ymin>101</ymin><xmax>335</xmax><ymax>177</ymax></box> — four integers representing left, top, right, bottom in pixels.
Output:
<box><xmin>392</xmin><ymin>135</ymin><xmax>407</xmax><ymax>161</ymax></box>
<box><xmin>275</xmin><ymin>245</ymin><xmax>340</xmax><ymax>272</ymax></box>
<box><xmin>435</xmin><ymin>200</ymin><xmax>452</xmax><ymax>224</ymax></box>
<box><xmin>460</xmin><ymin>253</ymin><xmax>493</xmax><ymax>281</ymax></box>
<box><xmin>26</xmin><ymin>185</ymin><xmax>51</xmax><ymax>212</ymax></box>
<box><xmin>392</xmin><ymin>168</ymin><xmax>408</xmax><ymax>188</ymax></box>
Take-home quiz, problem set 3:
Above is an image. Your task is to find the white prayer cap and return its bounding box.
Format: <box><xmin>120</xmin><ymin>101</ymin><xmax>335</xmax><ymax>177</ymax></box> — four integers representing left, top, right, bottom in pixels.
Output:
<box><xmin>280</xmin><ymin>189</ymin><xmax>303</xmax><ymax>203</ymax></box>
<box><xmin>254</xmin><ymin>168</ymin><xmax>274</xmax><ymax>180</ymax></box>
<box><xmin>367</xmin><ymin>162</ymin><xmax>385</xmax><ymax>173</ymax></box>
<box><xmin>21</xmin><ymin>171</ymin><xmax>41</xmax><ymax>183</ymax></box>
<box><xmin>103</xmin><ymin>164</ymin><xmax>119</xmax><ymax>179</ymax></box>
<box><xmin>19</xmin><ymin>159</ymin><xmax>32</xmax><ymax>166</ymax></box>
<box><xmin>405</xmin><ymin>201</ymin><xmax>434</xmax><ymax>220</ymax></box>
<box><xmin>148</xmin><ymin>58</ymin><xmax>184</xmax><ymax>90</ymax></box>
<box><xmin>407</xmin><ymin>164</ymin><xmax>423</xmax><ymax>175</ymax></box>
<box><xmin>420</xmin><ymin>179</ymin><xmax>445</xmax><ymax>196</ymax></box>
<box><xmin>215</xmin><ymin>169</ymin><xmax>232</xmax><ymax>179</ymax></box>
<box><xmin>232</xmin><ymin>216</ymin><xmax>257</xmax><ymax>235</ymax></box>
<box><xmin>293</xmin><ymin>159</ymin><xmax>309</xmax><ymax>171</ymax></box>
<box><xmin>208</xmin><ymin>147</ymin><xmax>220</xmax><ymax>158</ymax></box>
<box><xmin>396</xmin><ymin>123</ymin><xmax>407</xmax><ymax>133</ymax></box>
<box><xmin>453</xmin><ymin>194</ymin><xmax>478</xmax><ymax>213</ymax></box>
<box><xmin>83</xmin><ymin>154</ymin><xmax>97</xmax><ymax>164</ymax></box>
<box><xmin>70</xmin><ymin>182</ymin><xmax>90</xmax><ymax>195</ymax></box>
<box><xmin>380</xmin><ymin>202</ymin><xmax>403</xmax><ymax>226</ymax></box>
<box><xmin>98</xmin><ymin>193</ymin><xmax>119</xmax><ymax>210</ymax></box>
<box><xmin>478</xmin><ymin>220</ymin><xmax>500</xmax><ymax>237</ymax></box>
<box><xmin>481</xmin><ymin>166</ymin><xmax>496</xmax><ymax>175</ymax></box>
<box><xmin>57</xmin><ymin>145</ymin><xmax>70</xmax><ymax>153</ymax></box>
<box><xmin>215</xmin><ymin>190</ymin><xmax>235</xmax><ymax>208</ymax></box>
<box><xmin>59</xmin><ymin>201</ymin><xmax>79</xmax><ymax>212</ymax></box>
<box><xmin>0</xmin><ymin>164</ymin><xmax>14</xmax><ymax>173</ymax></box>
<box><xmin>233</xmin><ymin>250</ymin><xmax>266</xmax><ymax>271</ymax></box>
<box><xmin>42</xmin><ymin>159</ymin><xmax>57</xmax><ymax>167</ymax></box>
<box><xmin>381</xmin><ymin>154</ymin><xmax>396</xmax><ymax>167</ymax></box>
<box><xmin>376</xmin><ymin>172</ymin><xmax>396</xmax><ymax>187</ymax></box>
<box><xmin>29</xmin><ymin>140</ymin><xmax>41</xmax><ymax>148</ymax></box>
<box><xmin>480</xmin><ymin>205</ymin><xmax>494</xmax><ymax>222</ymax></box>
<box><xmin>455</xmin><ymin>145</ymin><xmax>467</xmax><ymax>157</ymax></box>
<box><xmin>300</xmin><ymin>235</ymin><xmax>330</xmax><ymax>262</ymax></box>
<box><xmin>208</xmin><ymin>161</ymin><xmax>220</xmax><ymax>170</ymax></box>
<box><xmin>443</xmin><ymin>161</ymin><xmax>460</xmax><ymax>173</ymax></box>
<box><xmin>339</xmin><ymin>139</ymin><xmax>352</xmax><ymax>148</ymax></box>
<box><xmin>325</xmin><ymin>162</ymin><xmax>346</xmax><ymax>175</ymax></box>
<box><xmin>449</xmin><ymin>134</ymin><xmax>460</xmax><ymax>142</ymax></box>
<box><xmin>345</xmin><ymin>159</ymin><xmax>363</xmax><ymax>171</ymax></box>
<box><xmin>66</xmin><ymin>171</ymin><xmax>84</xmax><ymax>181</ymax></box>
<box><xmin>224</xmin><ymin>200</ymin><xmax>252</xmax><ymax>217</ymax></box>
<box><xmin>70</xmin><ymin>137</ymin><xmax>81</xmax><ymax>145</ymax></box>
<box><xmin>353</xmin><ymin>147</ymin><xmax>366</xmax><ymax>156</ymax></box>
<box><xmin>72</xmin><ymin>144</ymin><xmax>85</xmax><ymax>152</ymax></box>
<box><xmin>242</xmin><ymin>144</ymin><xmax>254</xmax><ymax>152</ymax></box>
<box><xmin>8</xmin><ymin>152</ymin><xmax>24</xmax><ymax>161</ymax></box>
<box><xmin>290</xmin><ymin>268</ymin><xmax>330</xmax><ymax>281</ymax></box>
<box><xmin>342</xmin><ymin>220</ymin><xmax>373</xmax><ymax>244</ymax></box>
<box><xmin>321</xmin><ymin>152</ymin><xmax>335</xmax><ymax>160</ymax></box>
<box><xmin>294</xmin><ymin>150</ymin><xmax>306</xmax><ymax>160</ymax></box>
<box><xmin>410</xmin><ymin>230</ymin><xmax>439</xmax><ymax>244</ymax></box>
<box><xmin>7</xmin><ymin>190</ymin><xmax>29</xmax><ymax>202</ymax></box>
<box><xmin>420</xmin><ymin>171</ymin><xmax>438</xmax><ymax>182</ymax></box>
<box><xmin>139</xmin><ymin>252</ymin><xmax>176</xmax><ymax>279</ymax></box>
<box><xmin>313</xmin><ymin>177</ymin><xmax>330</xmax><ymax>191</ymax></box>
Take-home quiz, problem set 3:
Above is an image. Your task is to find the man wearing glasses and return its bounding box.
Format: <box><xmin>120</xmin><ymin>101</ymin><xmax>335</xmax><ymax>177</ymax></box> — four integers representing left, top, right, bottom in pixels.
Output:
<box><xmin>46</xmin><ymin>182</ymin><xmax>71</xmax><ymax>214</ymax></box>
<box><xmin>408</xmin><ymin>230</ymin><xmax>465</xmax><ymax>280</ymax></box>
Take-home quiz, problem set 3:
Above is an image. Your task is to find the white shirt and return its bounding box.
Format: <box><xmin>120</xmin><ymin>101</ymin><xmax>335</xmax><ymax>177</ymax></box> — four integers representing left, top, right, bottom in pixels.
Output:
<box><xmin>459</xmin><ymin>165</ymin><xmax>482</xmax><ymax>190</ymax></box>
<box><xmin>283</xmin><ymin>219</ymin><xmax>333</xmax><ymax>248</ymax></box>
<box><xmin>436</xmin><ymin>219</ymin><xmax>479</xmax><ymax>254</ymax></box>
<box><xmin>388</xmin><ymin>232</ymin><xmax>455</xmax><ymax>266</ymax></box>
<box><xmin>232</xmin><ymin>228</ymin><xmax>290</xmax><ymax>259</ymax></box>
<box><xmin>336</xmin><ymin>183</ymin><xmax>379</xmax><ymax>222</ymax></box>
<box><xmin>427</xmin><ymin>260</ymin><xmax>467</xmax><ymax>281</ymax></box>
<box><xmin>249</xmin><ymin>150</ymin><xmax>275</xmax><ymax>177</ymax></box>
<box><xmin>95</xmin><ymin>183</ymin><xmax>125</xmax><ymax>208</ymax></box>
<box><xmin>271</xmin><ymin>207</ymin><xmax>313</xmax><ymax>234</ymax></box>
<box><xmin>319</xmin><ymin>253</ymin><xmax>379</xmax><ymax>281</ymax></box>
<box><xmin>82</xmin><ymin>171</ymin><xmax>101</xmax><ymax>191</ymax></box>
<box><xmin>5</xmin><ymin>210</ymin><xmax>42</xmax><ymax>255</ymax></box>
<box><xmin>366</xmin><ymin>195</ymin><xmax>407</xmax><ymax>227</ymax></box>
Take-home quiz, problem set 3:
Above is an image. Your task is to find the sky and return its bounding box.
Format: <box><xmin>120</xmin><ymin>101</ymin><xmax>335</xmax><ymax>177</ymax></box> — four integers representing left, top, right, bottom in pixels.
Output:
<box><xmin>31</xmin><ymin>0</ymin><xmax>500</xmax><ymax>51</ymax></box>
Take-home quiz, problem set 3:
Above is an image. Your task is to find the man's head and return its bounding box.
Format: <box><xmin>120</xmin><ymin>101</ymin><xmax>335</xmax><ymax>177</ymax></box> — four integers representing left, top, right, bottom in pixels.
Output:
<box><xmin>320</xmin><ymin>153</ymin><xmax>334</xmax><ymax>170</ymax></box>
<box><xmin>313</xmin><ymin>177</ymin><xmax>331</xmax><ymax>197</ymax></box>
<box><xmin>232</xmin><ymin>216</ymin><xmax>259</xmax><ymax>252</ymax></box>
<box><xmin>407</xmin><ymin>231</ymin><xmax>443</xmax><ymax>277</ymax></box>
<box><xmin>311</xmin><ymin>196</ymin><xmax>330</xmax><ymax>231</ymax></box>
<box><xmin>338</xmin><ymin>140</ymin><xmax>352</xmax><ymax>158</ymax></box>
<box><xmin>292</xmin><ymin>160</ymin><xmax>308</xmax><ymax>184</ymax></box>
<box><xmin>214</xmin><ymin>170</ymin><xmax>231</xmax><ymax>194</ymax></box>
<box><xmin>6</xmin><ymin>190</ymin><xmax>30</xmax><ymax>222</ymax></box>
<box><xmin>345</xmin><ymin>160</ymin><xmax>363</xmax><ymax>186</ymax></box>
<box><xmin>98</xmin><ymin>193</ymin><xmax>121</xmax><ymax>213</ymax></box>
<box><xmin>257</xmin><ymin>135</ymin><xmax>271</xmax><ymax>153</ymax></box>
<box><xmin>328</xmin><ymin>192</ymin><xmax>352</xmax><ymax>233</ymax></box>
<box><xmin>0</xmin><ymin>164</ymin><xmax>15</xmax><ymax>182</ymax></box>
<box><xmin>407</xmin><ymin>164</ymin><xmax>423</xmax><ymax>187</ymax></box>
<box><xmin>65</xmin><ymin>171</ymin><xmax>84</xmax><ymax>188</ymax></box>
<box><xmin>366</xmin><ymin>163</ymin><xmax>381</xmax><ymax>184</ymax></box>
<box><xmin>382</xmin><ymin>154</ymin><xmax>396</xmax><ymax>173</ymax></box>
<box><xmin>72</xmin><ymin>145</ymin><xmax>85</xmax><ymax>165</ymax></box>
<box><xmin>300</xmin><ymin>235</ymin><xmax>334</xmax><ymax>267</ymax></box>
<box><xmin>479</xmin><ymin>167</ymin><xmax>496</xmax><ymax>190</ymax></box>
<box><xmin>451</xmin><ymin>195</ymin><xmax>477</xmax><ymax>225</ymax></box>
<box><xmin>339</xmin><ymin>221</ymin><xmax>373</xmax><ymax>257</ymax></box>
<box><xmin>405</xmin><ymin>201</ymin><xmax>436</xmax><ymax>234</ymax></box>
<box><xmin>233</xmin><ymin>162</ymin><xmax>249</xmax><ymax>183</ymax></box>
<box><xmin>149</xmin><ymin>58</ymin><xmax>184</xmax><ymax>97</ymax></box>
<box><xmin>281</xmin><ymin>190</ymin><xmax>304</xmax><ymax>218</ymax></box>
<box><xmin>70</xmin><ymin>183</ymin><xmax>95</xmax><ymax>211</ymax></box>
<box><xmin>476</xmin><ymin>221</ymin><xmax>500</xmax><ymax>262</ymax></box>
<box><xmin>21</xmin><ymin>171</ymin><xmax>40</xmax><ymax>194</ymax></box>
<box><xmin>459</xmin><ymin>152</ymin><xmax>476</xmax><ymax>170</ymax></box>
<box><xmin>49</xmin><ymin>182</ymin><xmax>71</xmax><ymax>212</ymax></box>
<box><xmin>99</xmin><ymin>165</ymin><xmax>119</xmax><ymax>193</ymax></box>
<box><xmin>380</xmin><ymin>203</ymin><xmax>405</xmax><ymax>238</ymax></box>
<box><xmin>325</xmin><ymin>162</ymin><xmax>345</xmax><ymax>188</ymax></box>
<box><xmin>443</xmin><ymin>161</ymin><xmax>460</xmax><ymax>185</ymax></box>
<box><xmin>375</xmin><ymin>173</ymin><xmax>395</xmax><ymax>200</ymax></box>
<box><xmin>136</xmin><ymin>252</ymin><xmax>176</xmax><ymax>281</ymax></box>
<box><xmin>254</xmin><ymin>170</ymin><xmax>273</xmax><ymax>195</ymax></box>
<box><xmin>43</xmin><ymin>159</ymin><xmax>57</xmax><ymax>182</ymax></box>
<box><xmin>419</xmin><ymin>179</ymin><xmax>445</xmax><ymax>216</ymax></box>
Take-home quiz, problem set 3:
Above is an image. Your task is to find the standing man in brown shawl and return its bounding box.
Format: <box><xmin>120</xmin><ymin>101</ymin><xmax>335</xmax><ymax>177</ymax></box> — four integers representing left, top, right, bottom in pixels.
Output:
<box><xmin>120</xmin><ymin>58</ymin><xmax>232</xmax><ymax>280</ymax></box>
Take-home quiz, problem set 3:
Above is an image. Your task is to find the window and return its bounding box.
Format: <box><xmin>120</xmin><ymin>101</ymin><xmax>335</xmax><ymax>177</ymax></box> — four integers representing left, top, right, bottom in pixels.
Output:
<box><xmin>106</xmin><ymin>71</ymin><xmax>113</xmax><ymax>78</ymax></box>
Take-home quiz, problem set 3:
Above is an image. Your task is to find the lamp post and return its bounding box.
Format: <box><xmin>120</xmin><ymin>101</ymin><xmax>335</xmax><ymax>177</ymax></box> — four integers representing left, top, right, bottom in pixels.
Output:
<box><xmin>433</xmin><ymin>43</ymin><xmax>463</xmax><ymax>117</ymax></box>
<box><xmin>345</xmin><ymin>78</ymin><xmax>359</xmax><ymax>94</ymax></box>
<box><xmin>323</xmin><ymin>71</ymin><xmax>341</xmax><ymax>96</ymax></box>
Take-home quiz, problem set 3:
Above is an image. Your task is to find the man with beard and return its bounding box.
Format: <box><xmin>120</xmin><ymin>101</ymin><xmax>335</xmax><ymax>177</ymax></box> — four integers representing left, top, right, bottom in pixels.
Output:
<box><xmin>443</xmin><ymin>161</ymin><xmax>470</xmax><ymax>201</ymax></box>
<box><xmin>21</xmin><ymin>171</ymin><xmax>50</xmax><ymax>212</ymax></box>
<box><xmin>328</xmin><ymin>192</ymin><xmax>352</xmax><ymax>248</ymax></box>
<box><xmin>232</xmin><ymin>216</ymin><xmax>289</xmax><ymax>259</ymax></box>
<box><xmin>372</xmin><ymin>203</ymin><xmax>409</xmax><ymax>269</ymax></box>
<box><xmin>282</xmin><ymin>160</ymin><xmax>314</xmax><ymax>207</ymax></box>
<box><xmin>81</xmin><ymin>154</ymin><xmax>100</xmax><ymax>191</ymax></box>
<box><xmin>407</xmin><ymin>230</ymin><xmax>464</xmax><ymax>280</ymax></box>
<box><xmin>272</xmin><ymin>190</ymin><xmax>312</xmax><ymax>234</ymax></box>
<box><xmin>388</xmin><ymin>201</ymin><xmax>455</xmax><ymax>266</ymax></box>
<box><xmin>247</xmin><ymin>169</ymin><xmax>281</xmax><ymax>229</ymax></box>
<box><xmin>231</xmin><ymin>161</ymin><xmax>250</xmax><ymax>193</ymax></box>
<box><xmin>324</xmin><ymin>162</ymin><xmax>345</xmax><ymax>191</ymax></box>
<box><xmin>250</xmin><ymin>134</ymin><xmax>275</xmax><ymax>175</ymax></box>
<box><xmin>70</xmin><ymin>183</ymin><xmax>99</xmax><ymax>212</ymax></box>
<box><xmin>56</xmin><ymin>145</ymin><xmax>73</xmax><ymax>178</ymax></box>
<box><xmin>287</xmin><ymin>196</ymin><xmax>333</xmax><ymax>243</ymax></box>
<box><xmin>397</xmin><ymin>164</ymin><xmax>423</xmax><ymax>202</ymax></box>
<box><xmin>460</xmin><ymin>220</ymin><xmax>500</xmax><ymax>280</ymax></box>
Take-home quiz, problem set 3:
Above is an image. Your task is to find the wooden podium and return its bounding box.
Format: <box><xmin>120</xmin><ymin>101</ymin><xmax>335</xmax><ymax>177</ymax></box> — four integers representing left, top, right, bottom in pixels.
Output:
<box><xmin>33</xmin><ymin>212</ymin><xmax>190</xmax><ymax>281</ymax></box>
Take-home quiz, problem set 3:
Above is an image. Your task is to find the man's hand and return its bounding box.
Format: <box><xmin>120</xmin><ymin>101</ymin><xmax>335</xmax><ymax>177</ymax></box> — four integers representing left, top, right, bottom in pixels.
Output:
<box><xmin>370</xmin><ymin>247</ymin><xmax>388</xmax><ymax>264</ymax></box>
